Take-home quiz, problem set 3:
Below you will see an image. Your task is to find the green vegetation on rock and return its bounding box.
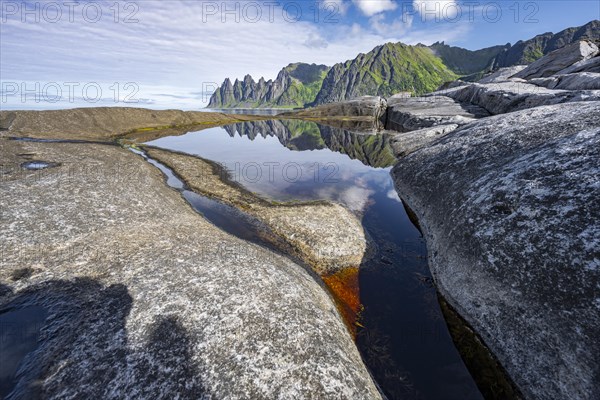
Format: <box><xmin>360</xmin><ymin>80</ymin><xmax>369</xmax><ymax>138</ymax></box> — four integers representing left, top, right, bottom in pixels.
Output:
<box><xmin>207</xmin><ymin>20</ymin><xmax>599</xmax><ymax>107</ymax></box>
<box><xmin>313</xmin><ymin>43</ymin><xmax>458</xmax><ymax>104</ymax></box>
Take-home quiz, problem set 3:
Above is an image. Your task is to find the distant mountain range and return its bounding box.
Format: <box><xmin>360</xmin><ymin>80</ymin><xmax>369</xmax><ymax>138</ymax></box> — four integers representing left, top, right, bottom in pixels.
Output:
<box><xmin>208</xmin><ymin>63</ymin><xmax>328</xmax><ymax>108</ymax></box>
<box><xmin>208</xmin><ymin>20</ymin><xmax>599</xmax><ymax>108</ymax></box>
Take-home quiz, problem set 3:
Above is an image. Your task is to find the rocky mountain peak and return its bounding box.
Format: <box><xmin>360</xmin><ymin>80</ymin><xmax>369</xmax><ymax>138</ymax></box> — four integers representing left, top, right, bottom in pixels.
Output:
<box><xmin>208</xmin><ymin>63</ymin><xmax>330</xmax><ymax>108</ymax></box>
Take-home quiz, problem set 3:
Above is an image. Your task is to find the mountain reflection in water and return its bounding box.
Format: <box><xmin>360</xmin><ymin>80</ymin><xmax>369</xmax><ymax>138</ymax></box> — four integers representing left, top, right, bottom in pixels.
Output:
<box><xmin>145</xmin><ymin>120</ymin><xmax>483</xmax><ymax>400</ymax></box>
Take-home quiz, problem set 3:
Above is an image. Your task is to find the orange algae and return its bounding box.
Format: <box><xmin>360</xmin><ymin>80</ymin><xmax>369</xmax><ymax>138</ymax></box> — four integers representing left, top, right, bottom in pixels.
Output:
<box><xmin>322</xmin><ymin>267</ymin><xmax>362</xmax><ymax>338</ymax></box>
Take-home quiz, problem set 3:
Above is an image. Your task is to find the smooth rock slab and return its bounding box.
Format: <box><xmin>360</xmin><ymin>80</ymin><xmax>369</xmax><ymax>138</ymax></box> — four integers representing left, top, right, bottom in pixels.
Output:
<box><xmin>144</xmin><ymin>148</ymin><xmax>369</xmax><ymax>277</ymax></box>
<box><xmin>388</xmin><ymin>124</ymin><xmax>459</xmax><ymax>157</ymax></box>
<box><xmin>0</xmin><ymin>139</ymin><xmax>381</xmax><ymax>399</ymax></box>
<box><xmin>392</xmin><ymin>102</ymin><xmax>600</xmax><ymax>400</ymax></box>
<box><xmin>385</xmin><ymin>96</ymin><xmax>489</xmax><ymax>132</ymax></box>
<box><xmin>477</xmin><ymin>66</ymin><xmax>527</xmax><ymax>84</ymax></box>
<box><xmin>0</xmin><ymin>107</ymin><xmax>255</xmax><ymax>141</ymax></box>
<box><xmin>435</xmin><ymin>80</ymin><xmax>600</xmax><ymax>115</ymax></box>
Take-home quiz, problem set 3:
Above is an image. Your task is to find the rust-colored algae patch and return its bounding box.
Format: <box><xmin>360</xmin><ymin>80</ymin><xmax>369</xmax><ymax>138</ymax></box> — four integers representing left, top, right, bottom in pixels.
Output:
<box><xmin>322</xmin><ymin>267</ymin><xmax>362</xmax><ymax>338</ymax></box>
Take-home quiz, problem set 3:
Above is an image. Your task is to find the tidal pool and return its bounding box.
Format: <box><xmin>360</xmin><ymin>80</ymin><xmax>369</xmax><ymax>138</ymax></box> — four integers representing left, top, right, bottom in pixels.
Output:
<box><xmin>146</xmin><ymin>120</ymin><xmax>483</xmax><ymax>400</ymax></box>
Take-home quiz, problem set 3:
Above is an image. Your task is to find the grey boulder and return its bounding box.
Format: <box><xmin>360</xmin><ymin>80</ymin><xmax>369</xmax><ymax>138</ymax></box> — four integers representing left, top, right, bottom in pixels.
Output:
<box><xmin>512</xmin><ymin>40</ymin><xmax>599</xmax><ymax>79</ymax></box>
<box><xmin>385</xmin><ymin>96</ymin><xmax>489</xmax><ymax>132</ymax></box>
<box><xmin>556</xmin><ymin>54</ymin><xmax>600</xmax><ymax>74</ymax></box>
<box><xmin>392</xmin><ymin>101</ymin><xmax>600</xmax><ymax>400</ymax></box>
<box><xmin>530</xmin><ymin>72</ymin><xmax>600</xmax><ymax>90</ymax></box>
<box><xmin>435</xmin><ymin>80</ymin><xmax>600</xmax><ymax>115</ymax></box>
<box><xmin>290</xmin><ymin>96</ymin><xmax>387</xmax><ymax>120</ymax></box>
<box><xmin>477</xmin><ymin>66</ymin><xmax>527</xmax><ymax>84</ymax></box>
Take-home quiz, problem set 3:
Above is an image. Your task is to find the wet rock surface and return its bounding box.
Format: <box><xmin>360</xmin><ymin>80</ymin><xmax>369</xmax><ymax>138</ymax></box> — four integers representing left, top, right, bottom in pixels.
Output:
<box><xmin>392</xmin><ymin>102</ymin><xmax>600</xmax><ymax>400</ymax></box>
<box><xmin>144</xmin><ymin>147</ymin><xmax>369</xmax><ymax>276</ymax></box>
<box><xmin>0</xmin><ymin>139</ymin><xmax>381</xmax><ymax>399</ymax></box>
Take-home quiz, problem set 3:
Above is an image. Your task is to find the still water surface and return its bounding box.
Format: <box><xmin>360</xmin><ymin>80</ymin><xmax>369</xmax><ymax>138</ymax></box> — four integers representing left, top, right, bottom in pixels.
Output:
<box><xmin>147</xmin><ymin>120</ymin><xmax>483</xmax><ymax>400</ymax></box>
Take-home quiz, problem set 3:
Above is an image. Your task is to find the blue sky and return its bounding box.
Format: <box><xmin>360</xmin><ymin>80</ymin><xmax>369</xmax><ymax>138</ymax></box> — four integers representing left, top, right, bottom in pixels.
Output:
<box><xmin>1</xmin><ymin>0</ymin><xmax>598</xmax><ymax>109</ymax></box>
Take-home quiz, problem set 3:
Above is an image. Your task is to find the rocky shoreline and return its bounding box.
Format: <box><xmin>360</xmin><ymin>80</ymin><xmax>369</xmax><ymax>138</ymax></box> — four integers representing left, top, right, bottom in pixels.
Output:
<box><xmin>280</xmin><ymin>39</ymin><xmax>600</xmax><ymax>399</ymax></box>
<box><xmin>386</xmin><ymin>41</ymin><xmax>599</xmax><ymax>399</ymax></box>
<box><xmin>144</xmin><ymin>147</ymin><xmax>369</xmax><ymax>277</ymax></box>
<box><xmin>1</xmin><ymin>39</ymin><xmax>599</xmax><ymax>399</ymax></box>
<box><xmin>0</xmin><ymin>138</ymin><xmax>381</xmax><ymax>399</ymax></box>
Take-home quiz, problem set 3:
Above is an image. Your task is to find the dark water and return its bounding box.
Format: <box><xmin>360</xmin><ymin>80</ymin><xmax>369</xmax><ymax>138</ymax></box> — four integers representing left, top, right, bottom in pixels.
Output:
<box><xmin>130</xmin><ymin>148</ymin><xmax>265</xmax><ymax>245</ymax></box>
<box><xmin>145</xmin><ymin>120</ymin><xmax>483</xmax><ymax>400</ymax></box>
<box><xmin>0</xmin><ymin>306</ymin><xmax>47</xmax><ymax>397</ymax></box>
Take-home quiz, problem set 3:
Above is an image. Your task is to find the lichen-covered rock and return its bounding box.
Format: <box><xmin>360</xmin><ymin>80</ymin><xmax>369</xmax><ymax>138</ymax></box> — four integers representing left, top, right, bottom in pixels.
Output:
<box><xmin>385</xmin><ymin>96</ymin><xmax>488</xmax><ymax>132</ymax></box>
<box><xmin>0</xmin><ymin>139</ymin><xmax>381</xmax><ymax>399</ymax></box>
<box><xmin>512</xmin><ymin>40</ymin><xmax>599</xmax><ymax>79</ymax></box>
<box><xmin>477</xmin><ymin>66</ymin><xmax>527</xmax><ymax>83</ymax></box>
<box><xmin>529</xmin><ymin>72</ymin><xmax>600</xmax><ymax>90</ymax></box>
<box><xmin>392</xmin><ymin>102</ymin><xmax>600</xmax><ymax>400</ymax></box>
<box><xmin>388</xmin><ymin>124</ymin><xmax>459</xmax><ymax>157</ymax></box>
<box><xmin>435</xmin><ymin>80</ymin><xmax>600</xmax><ymax>115</ymax></box>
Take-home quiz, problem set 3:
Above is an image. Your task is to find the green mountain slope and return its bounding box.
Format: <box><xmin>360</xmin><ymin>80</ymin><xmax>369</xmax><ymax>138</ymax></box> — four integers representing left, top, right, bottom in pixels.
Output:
<box><xmin>313</xmin><ymin>43</ymin><xmax>458</xmax><ymax>105</ymax></box>
<box><xmin>207</xmin><ymin>20</ymin><xmax>600</xmax><ymax>108</ymax></box>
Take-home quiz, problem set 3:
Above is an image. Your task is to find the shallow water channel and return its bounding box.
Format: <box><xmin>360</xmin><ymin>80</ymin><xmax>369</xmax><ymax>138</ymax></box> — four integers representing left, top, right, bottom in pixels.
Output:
<box><xmin>143</xmin><ymin>120</ymin><xmax>483</xmax><ymax>399</ymax></box>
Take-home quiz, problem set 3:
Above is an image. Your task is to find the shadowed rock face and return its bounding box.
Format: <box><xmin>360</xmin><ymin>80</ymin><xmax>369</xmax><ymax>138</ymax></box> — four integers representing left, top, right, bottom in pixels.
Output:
<box><xmin>392</xmin><ymin>102</ymin><xmax>600</xmax><ymax>400</ymax></box>
<box><xmin>0</xmin><ymin>139</ymin><xmax>382</xmax><ymax>399</ymax></box>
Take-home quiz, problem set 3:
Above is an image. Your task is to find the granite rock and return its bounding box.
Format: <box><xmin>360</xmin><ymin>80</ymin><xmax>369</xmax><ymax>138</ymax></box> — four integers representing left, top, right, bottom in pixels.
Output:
<box><xmin>392</xmin><ymin>102</ymin><xmax>600</xmax><ymax>400</ymax></box>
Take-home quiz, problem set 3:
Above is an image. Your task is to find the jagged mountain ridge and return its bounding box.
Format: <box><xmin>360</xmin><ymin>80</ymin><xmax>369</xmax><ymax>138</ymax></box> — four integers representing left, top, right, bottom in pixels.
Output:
<box><xmin>208</xmin><ymin>20</ymin><xmax>599</xmax><ymax>108</ymax></box>
<box><xmin>208</xmin><ymin>63</ymin><xmax>329</xmax><ymax>108</ymax></box>
<box><xmin>492</xmin><ymin>20</ymin><xmax>599</xmax><ymax>67</ymax></box>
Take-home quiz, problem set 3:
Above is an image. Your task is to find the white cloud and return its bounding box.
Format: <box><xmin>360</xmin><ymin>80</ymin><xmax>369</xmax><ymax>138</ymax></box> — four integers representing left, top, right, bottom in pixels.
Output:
<box><xmin>321</xmin><ymin>0</ymin><xmax>350</xmax><ymax>16</ymax></box>
<box><xmin>0</xmin><ymin>0</ymin><xmax>471</xmax><ymax>110</ymax></box>
<box><xmin>304</xmin><ymin>33</ymin><xmax>329</xmax><ymax>49</ymax></box>
<box><xmin>369</xmin><ymin>13</ymin><xmax>413</xmax><ymax>36</ymax></box>
<box><xmin>353</xmin><ymin>0</ymin><xmax>397</xmax><ymax>16</ymax></box>
<box><xmin>413</xmin><ymin>0</ymin><xmax>460</xmax><ymax>21</ymax></box>
<box><xmin>387</xmin><ymin>189</ymin><xmax>402</xmax><ymax>202</ymax></box>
